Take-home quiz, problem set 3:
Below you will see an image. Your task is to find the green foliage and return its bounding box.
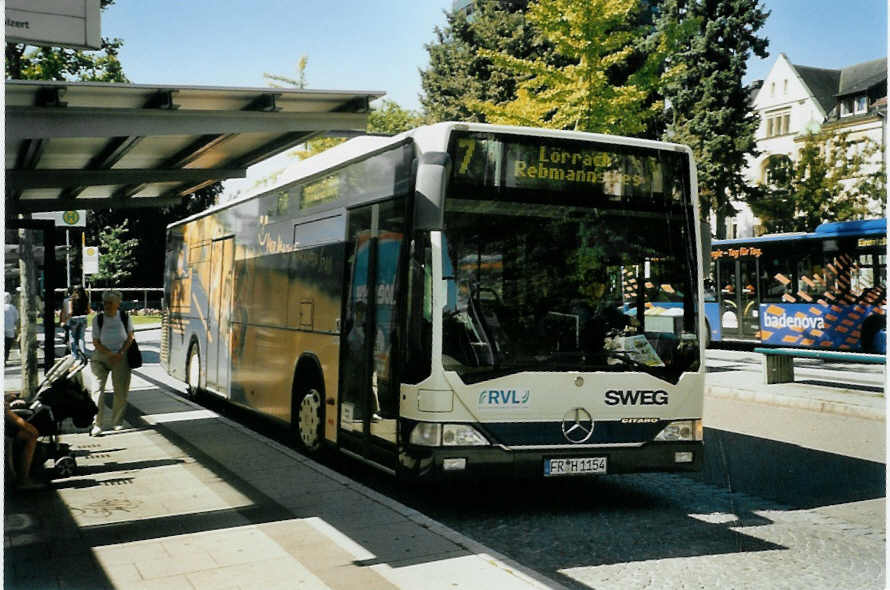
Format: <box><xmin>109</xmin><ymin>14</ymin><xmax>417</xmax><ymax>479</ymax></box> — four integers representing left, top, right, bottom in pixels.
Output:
<box><xmin>295</xmin><ymin>100</ymin><xmax>425</xmax><ymax>159</ymax></box>
<box><xmin>421</xmin><ymin>0</ymin><xmax>544</xmax><ymax>122</ymax></box>
<box><xmin>367</xmin><ymin>99</ymin><xmax>427</xmax><ymax>134</ymax></box>
<box><xmin>93</xmin><ymin>219</ymin><xmax>139</xmax><ymax>286</ymax></box>
<box><xmin>656</xmin><ymin>0</ymin><xmax>769</xmax><ymax>235</ymax></box>
<box><xmin>467</xmin><ymin>0</ymin><xmax>665</xmax><ymax>136</ymax></box>
<box><xmin>88</xmin><ymin>183</ymin><xmax>222</xmax><ymax>284</ymax></box>
<box><xmin>747</xmin><ymin>132</ymin><xmax>886</xmax><ymax>233</ymax></box>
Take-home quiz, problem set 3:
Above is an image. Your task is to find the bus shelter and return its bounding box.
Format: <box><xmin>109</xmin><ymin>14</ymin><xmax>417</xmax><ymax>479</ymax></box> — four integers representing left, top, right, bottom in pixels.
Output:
<box><xmin>5</xmin><ymin>80</ymin><xmax>383</xmax><ymax>375</ymax></box>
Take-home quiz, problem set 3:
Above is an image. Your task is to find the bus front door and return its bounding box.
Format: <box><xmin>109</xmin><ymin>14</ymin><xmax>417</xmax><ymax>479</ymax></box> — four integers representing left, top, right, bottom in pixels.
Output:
<box><xmin>718</xmin><ymin>260</ymin><xmax>741</xmax><ymax>338</ymax></box>
<box><xmin>738</xmin><ymin>259</ymin><xmax>760</xmax><ymax>339</ymax></box>
<box><xmin>207</xmin><ymin>236</ymin><xmax>234</xmax><ymax>395</ymax></box>
<box><xmin>718</xmin><ymin>259</ymin><xmax>760</xmax><ymax>341</ymax></box>
<box><xmin>339</xmin><ymin>201</ymin><xmax>404</xmax><ymax>471</ymax></box>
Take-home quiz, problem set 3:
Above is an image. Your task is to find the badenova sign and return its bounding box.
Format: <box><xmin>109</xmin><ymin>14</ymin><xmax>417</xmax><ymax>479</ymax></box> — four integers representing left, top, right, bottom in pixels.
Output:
<box><xmin>6</xmin><ymin>0</ymin><xmax>101</xmax><ymax>50</ymax></box>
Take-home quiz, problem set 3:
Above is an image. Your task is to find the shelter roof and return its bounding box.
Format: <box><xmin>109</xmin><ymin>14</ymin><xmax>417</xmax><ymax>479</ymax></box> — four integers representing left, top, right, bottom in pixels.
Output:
<box><xmin>5</xmin><ymin>80</ymin><xmax>384</xmax><ymax>214</ymax></box>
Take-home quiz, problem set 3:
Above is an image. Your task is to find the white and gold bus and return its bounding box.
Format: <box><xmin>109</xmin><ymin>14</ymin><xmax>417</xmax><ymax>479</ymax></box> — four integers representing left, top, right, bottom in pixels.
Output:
<box><xmin>162</xmin><ymin>122</ymin><xmax>706</xmax><ymax>479</ymax></box>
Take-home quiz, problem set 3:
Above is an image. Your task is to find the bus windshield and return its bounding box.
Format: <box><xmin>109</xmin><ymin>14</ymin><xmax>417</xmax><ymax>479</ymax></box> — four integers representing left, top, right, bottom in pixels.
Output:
<box><xmin>442</xmin><ymin>132</ymin><xmax>700</xmax><ymax>384</ymax></box>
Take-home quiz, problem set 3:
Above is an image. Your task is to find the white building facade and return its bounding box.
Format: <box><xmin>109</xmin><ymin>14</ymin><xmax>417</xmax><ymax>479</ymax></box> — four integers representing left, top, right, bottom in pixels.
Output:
<box><xmin>729</xmin><ymin>53</ymin><xmax>887</xmax><ymax>238</ymax></box>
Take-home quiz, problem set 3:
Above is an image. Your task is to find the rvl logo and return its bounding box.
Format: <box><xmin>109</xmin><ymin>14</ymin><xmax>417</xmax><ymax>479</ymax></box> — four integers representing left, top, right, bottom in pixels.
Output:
<box><xmin>478</xmin><ymin>389</ymin><xmax>531</xmax><ymax>408</ymax></box>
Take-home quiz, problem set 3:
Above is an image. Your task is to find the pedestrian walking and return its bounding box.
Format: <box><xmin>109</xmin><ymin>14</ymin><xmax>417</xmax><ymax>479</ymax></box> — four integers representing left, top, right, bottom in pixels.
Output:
<box><xmin>68</xmin><ymin>286</ymin><xmax>90</xmax><ymax>359</ymax></box>
<box><xmin>89</xmin><ymin>290</ymin><xmax>135</xmax><ymax>436</ymax></box>
<box><xmin>4</xmin><ymin>292</ymin><xmax>19</xmax><ymax>363</ymax></box>
<box><xmin>60</xmin><ymin>288</ymin><xmax>72</xmax><ymax>348</ymax></box>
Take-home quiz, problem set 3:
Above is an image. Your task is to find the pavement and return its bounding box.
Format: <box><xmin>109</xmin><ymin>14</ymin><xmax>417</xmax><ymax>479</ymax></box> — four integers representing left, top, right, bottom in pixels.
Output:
<box><xmin>2</xmin><ymin>331</ymin><xmax>885</xmax><ymax>590</ymax></box>
<box><xmin>705</xmin><ymin>347</ymin><xmax>886</xmax><ymax>422</ymax></box>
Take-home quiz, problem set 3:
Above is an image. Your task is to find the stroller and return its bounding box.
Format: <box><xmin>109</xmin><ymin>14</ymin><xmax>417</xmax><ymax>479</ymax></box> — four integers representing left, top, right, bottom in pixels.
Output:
<box><xmin>8</xmin><ymin>354</ymin><xmax>98</xmax><ymax>478</ymax></box>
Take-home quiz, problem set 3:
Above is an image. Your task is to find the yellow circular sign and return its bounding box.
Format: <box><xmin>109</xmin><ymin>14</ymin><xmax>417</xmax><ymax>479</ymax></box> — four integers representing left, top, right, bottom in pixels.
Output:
<box><xmin>62</xmin><ymin>210</ymin><xmax>80</xmax><ymax>225</ymax></box>
<box><xmin>85</xmin><ymin>247</ymin><xmax>97</xmax><ymax>256</ymax></box>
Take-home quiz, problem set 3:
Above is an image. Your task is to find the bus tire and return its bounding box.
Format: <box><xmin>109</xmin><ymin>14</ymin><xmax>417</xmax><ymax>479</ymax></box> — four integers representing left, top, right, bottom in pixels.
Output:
<box><xmin>186</xmin><ymin>342</ymin><xmax>201</xmax><ymax>400</ymax></box>
<box><xmin>296</xmin><ymin>388</ymin><xmax>324</xmax><ymax>453</ymax></box>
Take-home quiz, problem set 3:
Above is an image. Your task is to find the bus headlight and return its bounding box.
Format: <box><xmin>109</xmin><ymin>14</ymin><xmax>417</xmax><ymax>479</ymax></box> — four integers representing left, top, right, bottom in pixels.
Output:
<box><xmin>442</xmin><ymin>424</ymin><xmax>488</xmax><ymax>446</ymax></box>
<box><xmin>409</xmin><ymin>423</ymin><xmax>441</xmax><ymax>446</ymax></box>
<box><xmin>654</xmin><ymin>420</ymin><xmax>702</xmax><ymax>442</ymax></box>
<box><xmin>409</xmin><ymin>423</ymin><xmax>489</xmax><ymax>447</ymax></box>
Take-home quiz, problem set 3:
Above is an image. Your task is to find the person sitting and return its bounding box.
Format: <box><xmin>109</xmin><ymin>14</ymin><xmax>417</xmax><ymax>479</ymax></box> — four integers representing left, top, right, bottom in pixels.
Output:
<box><xmin>5</xmin><ymin>396</ymin><xmax>45</xmax><ymax>490</ymax></box>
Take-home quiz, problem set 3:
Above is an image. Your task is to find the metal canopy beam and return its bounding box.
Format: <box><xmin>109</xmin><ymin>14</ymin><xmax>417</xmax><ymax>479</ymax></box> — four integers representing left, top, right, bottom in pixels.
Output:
<box><xmin>9</xmin><ymin>168</ymin><xmax>246</xmax><ymax>189</ymax></box>
<box><xmin>59</xmin><ymin>135</ymin><xmax>146</xmax><ymax>200</ymax></box>
<box><xmin>6</xmin><ymin>81</ymin><xmax>383</xmax><ymax>214</ymax></box>
<box><xmin>161</xmin><ymin>130</ymin><xmax>322</xmax><ymax>199</ymax></box>
<box><xmin>7</xmin><ymin>107</ymin><xmax>370</xmax><ymax>141</ymax></box>
<box><xmin>14</xmin><ymin>196</ymin><xmax>185</xmax><ymax>214</ymax></box>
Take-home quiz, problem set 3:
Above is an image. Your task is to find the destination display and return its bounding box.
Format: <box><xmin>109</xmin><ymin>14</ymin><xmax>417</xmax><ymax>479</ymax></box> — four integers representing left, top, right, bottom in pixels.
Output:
<box><xmin>450</xmin><ymin>132</ymin><xmax>687</xmax><ymax>202</ymax></box>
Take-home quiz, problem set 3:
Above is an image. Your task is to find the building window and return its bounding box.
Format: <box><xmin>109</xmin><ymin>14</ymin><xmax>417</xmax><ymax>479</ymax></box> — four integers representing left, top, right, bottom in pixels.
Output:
<box><xmin>854</xmin><ymin>95</ymin><xmax>868</xmax><ymax>114</ymax></box>
<box><xmin>770</xmin><ymin>82</ymin><xmax>775</xmax><ymax>97</ymax></box>
<box><xmin>765</xmin><ymin>110</ymin><xmax>791</xmax><ymax>137</ymax></box>
<box><xmin>783</xmin><ymin>79</ymin><xmax>788</xmax><ymax>95</ymax></box>
<box><xmin>840</xmin><ymin>98</ymin><xmax>854</xmax><ymax>117</ymax></box>
<box><xmin>763</xmin><ymin>154</ymin><xmax>792</xmax><ymax>186</ymax></box>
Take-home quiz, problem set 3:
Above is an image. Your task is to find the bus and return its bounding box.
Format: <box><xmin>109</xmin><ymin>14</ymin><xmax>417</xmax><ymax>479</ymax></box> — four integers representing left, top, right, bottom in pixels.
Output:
<box><xmin>706</xmin><ymin>218</ymin><xmax>886</xmax><ymax>353</ymax></box>
<box><xmin>161</xmin><ymin>122</ymin><xmax>706</xmax><ymax>480</ymax></box>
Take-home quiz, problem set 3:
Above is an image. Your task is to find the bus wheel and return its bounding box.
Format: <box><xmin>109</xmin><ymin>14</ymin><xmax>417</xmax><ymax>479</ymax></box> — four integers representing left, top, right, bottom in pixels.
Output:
<box><xmin>297</xmin><ymin>388</ymin><xmax>323</xmax><ymax>453</ymax></box>
<box><xmin>186</xmin><ymin>344</ymin><xmax>201</xmax><ymax>400</ymax></box>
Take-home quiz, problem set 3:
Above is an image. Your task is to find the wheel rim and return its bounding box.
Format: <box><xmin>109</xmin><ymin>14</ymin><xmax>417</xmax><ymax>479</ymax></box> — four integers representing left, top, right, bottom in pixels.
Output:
<box><xmin>299</xmin><ymin>390</ymin><xmax>322</xmax><ymax>450</ymax></box>
<box><xmin>187</xmin><ymin>347</ymin><xmax>200</xmax><ymax>393</ymax></box>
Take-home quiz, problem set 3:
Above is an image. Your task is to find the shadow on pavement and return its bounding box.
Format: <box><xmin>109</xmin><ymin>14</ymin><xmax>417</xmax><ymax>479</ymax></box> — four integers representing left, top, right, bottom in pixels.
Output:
<box><xmin>696</xmin><ymin>427</ymin><xmax>886</xmax><ymax>509</ymax></box>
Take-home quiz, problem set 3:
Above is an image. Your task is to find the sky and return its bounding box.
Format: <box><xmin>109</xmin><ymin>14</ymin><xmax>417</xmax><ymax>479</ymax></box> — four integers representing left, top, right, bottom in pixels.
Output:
<box><xmin>99</xmin><ymin>0</ymin><xmax>887</xmax><ymax>198</ymax></box>
<box><xmin>102</xmin><ymin>0</ymin><xmax>887</xmax><ymax>112</ymax></box>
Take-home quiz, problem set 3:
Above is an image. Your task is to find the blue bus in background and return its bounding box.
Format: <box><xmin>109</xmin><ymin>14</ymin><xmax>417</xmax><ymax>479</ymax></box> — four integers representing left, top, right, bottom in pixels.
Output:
<box><xmin>705</xmin><ymin>218</ymin><xmax>886</xmax><ymax>353</ymax></box>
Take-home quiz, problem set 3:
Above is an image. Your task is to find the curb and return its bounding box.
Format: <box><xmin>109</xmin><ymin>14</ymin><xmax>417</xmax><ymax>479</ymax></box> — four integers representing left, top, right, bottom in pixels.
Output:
<box><xmin>131</xmin><ymin>368</ymin><xmax>568</xmax><ymax>590</ymax></box>
<box><xmin>706</xmin><ymin>385</ymin><xmax>885</xmax><ymax>422</ymax></box>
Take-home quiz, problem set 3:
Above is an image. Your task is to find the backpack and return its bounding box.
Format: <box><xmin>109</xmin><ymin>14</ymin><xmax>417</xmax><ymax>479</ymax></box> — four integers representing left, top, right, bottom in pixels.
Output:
<box><xmin>71</xmin><ymin>290</ymin><xmax>89</xmax><ymax>316</ymax></box>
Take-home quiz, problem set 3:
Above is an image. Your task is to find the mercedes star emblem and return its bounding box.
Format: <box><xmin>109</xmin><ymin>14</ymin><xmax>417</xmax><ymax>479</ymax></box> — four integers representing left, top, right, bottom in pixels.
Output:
<box><xmin>561</xmin><ymin>407</ymin><xmax>594</xmax><ymax>443</ymax></box>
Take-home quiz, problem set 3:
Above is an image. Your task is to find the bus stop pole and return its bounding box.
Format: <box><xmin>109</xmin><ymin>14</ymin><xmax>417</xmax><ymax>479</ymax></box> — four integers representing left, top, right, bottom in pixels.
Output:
<box><xmin>66</xmin><ymin>229</ymin><xmax>71</xmax><ymax>289</ymax></box>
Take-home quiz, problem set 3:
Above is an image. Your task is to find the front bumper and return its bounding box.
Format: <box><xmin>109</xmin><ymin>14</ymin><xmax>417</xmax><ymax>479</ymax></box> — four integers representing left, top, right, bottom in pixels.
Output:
<box><xmin>402</xmin><ymin>441</ymin><xmax>703</xmax><ymax>481</ymax></box>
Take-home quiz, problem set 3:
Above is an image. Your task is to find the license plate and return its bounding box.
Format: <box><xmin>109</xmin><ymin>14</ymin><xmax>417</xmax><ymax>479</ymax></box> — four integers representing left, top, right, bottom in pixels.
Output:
<box><xmin>544</xmin><ymin>457</ymin><xmax>607</xmax><ymax>476</ymax></box>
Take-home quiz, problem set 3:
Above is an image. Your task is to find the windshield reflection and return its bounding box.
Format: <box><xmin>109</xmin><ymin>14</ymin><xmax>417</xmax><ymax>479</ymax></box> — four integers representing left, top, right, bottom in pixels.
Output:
<box><xmin>441</xmin><ymin>200</ymin><xmax>700</xmax><ymax>384</ymax></box>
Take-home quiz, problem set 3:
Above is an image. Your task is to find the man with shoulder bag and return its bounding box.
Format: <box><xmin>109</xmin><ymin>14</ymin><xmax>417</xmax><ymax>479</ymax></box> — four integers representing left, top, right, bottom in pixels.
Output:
<box><xmin>89</xmin><ymin>290</ymin><xmax>137</xmax><ymax>436</ymax></box>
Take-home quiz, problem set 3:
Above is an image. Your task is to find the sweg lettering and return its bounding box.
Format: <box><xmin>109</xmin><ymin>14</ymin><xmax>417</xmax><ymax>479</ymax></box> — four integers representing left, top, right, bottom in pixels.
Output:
<box><xmin>763</xmin><ymin>314</ymin><xmax>825</xmax><ymax>330</ymax></box>
<box><xmin>478</xmin><ymin>389</ymin><xmax>530</xmax><ymax>407</ymax></box>
<box><xmin>605</xmin><ymin>390</ymin><xmax>668</xmax><ymax>406</ymax></box>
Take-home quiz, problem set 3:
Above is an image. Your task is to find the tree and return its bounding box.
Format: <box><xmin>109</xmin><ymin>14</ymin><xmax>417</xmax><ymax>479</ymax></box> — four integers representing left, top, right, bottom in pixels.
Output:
<box><xmin>421</xmin><ymin>0</ymin><xmax>544</xmax><ymax>123</ymax></box>
<box><xmin>264</xmin><ymin>56</ymin><xmax>308</xmax><ymax>89</ymax></box>
<box><xmin>367</xmin><ymin>100</ymin><xmax>427</xmax><ymax>135</ymax></box>
<box><xmin>747</xmin><ymin>132</ymin><xmax>886</xmax><ymax>233</ymax></box>
<box><xmin>87</xmin><ymin>183</ymin><xmax>222</xmax><ymax>284</ymax></box>
<box><xmin>468</xmin><ymin>0</ymin><xmax>666</xmax><ymax>136</ymax></box>
<box><xmin>93</xmin><ymin>220</ymin><xmax>139</xmax><ymax>286</ymax></box>
<box><xmin>656</xmin><ymin>0</ymin><xmax>769</xmax><ymax>238</ymax></box>
<box><xmin>5</xmin><ymin>1</ymin><xmax>127</xmax><ymax>82</ymax></box>
<box><xmin>17</xmin><ymin>229</ymin><xmax>39</xmax><ymax>396</ymax></box>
